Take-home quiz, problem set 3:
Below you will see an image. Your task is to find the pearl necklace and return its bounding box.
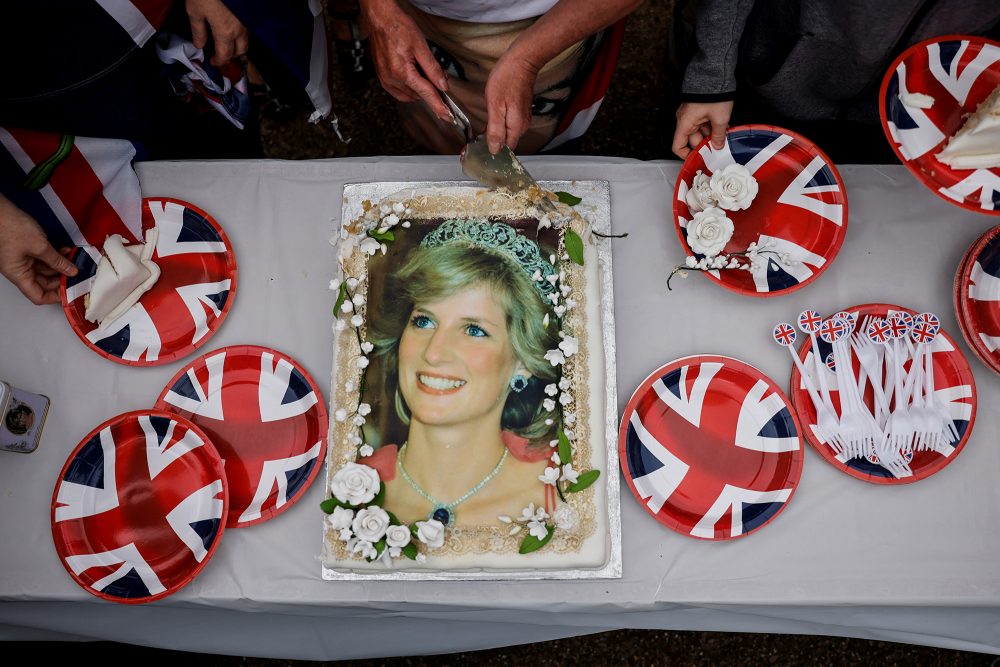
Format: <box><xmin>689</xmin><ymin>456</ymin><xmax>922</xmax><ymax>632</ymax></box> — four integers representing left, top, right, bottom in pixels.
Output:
<box><xmin>396</xmin><ymin>441</ymin><xmax>508</xmax><ymax>527</ymax></box>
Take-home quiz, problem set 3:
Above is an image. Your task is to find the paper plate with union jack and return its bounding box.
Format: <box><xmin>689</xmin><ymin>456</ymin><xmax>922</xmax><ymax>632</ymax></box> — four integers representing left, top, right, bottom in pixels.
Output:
<box><xmin>880</xmin><ymin>35</ymin><xmax>1000</xmax><ymax>215</ymax></box>
<box><xmin>51</xmin><ymin>410</ymin><xmax>227</xmax><ymax>604</ymax></box>
<box><xmin>788</xmin><ymin>303</ymin><xmax>977</xmax><ymax>484</ymax></box>
<box><xmin>673</xmin><ymin>125</ymin><xmax>848</xmax><ymax>297</ymax></box>
<box><xmin>154</xmin><ymin>345</ymin><xmax>327</xmax><ymax>528</ymax></box>
<box><xmin>61</xmin><ymin>198</ymin><xmax>238</xmax><ymax>366</ymax></box>
<box><xmin>956</xmin><ymin>225</ymin><xmax>1000</xmax><ymax>373</ymax></box>
<box><xmin>619</xmin><ymin>355</ymin><xmax>804</xmax><ymax>540</ymax></box>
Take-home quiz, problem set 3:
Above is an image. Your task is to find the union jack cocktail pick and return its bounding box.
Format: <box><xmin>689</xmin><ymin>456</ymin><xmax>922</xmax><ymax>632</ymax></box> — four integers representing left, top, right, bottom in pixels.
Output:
<box><xmin>797</xmin><ymin>310</ymin><xmax>835</xmax><ymax>418</ymax></box>
<box><xmin>773</xmin><ymin>322</ymin><xmax>841</xmax><ymax>452</ymax></box>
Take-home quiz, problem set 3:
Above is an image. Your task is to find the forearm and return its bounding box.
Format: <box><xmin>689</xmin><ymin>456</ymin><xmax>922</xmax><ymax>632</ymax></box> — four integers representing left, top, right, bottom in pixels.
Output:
<box><xmin>504</xmin><ymin>0</ymin><xmax>643</xmax><ymax>73</ymax></box>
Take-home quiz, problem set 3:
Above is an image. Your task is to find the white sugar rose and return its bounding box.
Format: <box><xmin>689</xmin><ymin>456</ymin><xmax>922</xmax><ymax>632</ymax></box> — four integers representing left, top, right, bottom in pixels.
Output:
<box><xmin>552</xmin><ymin>505</ymin><xmax>579</xmax><ymax>530</ymax></box>
<box><xmin>352</xmin><ymin>506</ymin><xmax>390</xmax><ymax>542</ymax></box>
<box><xmin>709</xmin><ymin>164</ymin><xmax>758</xmax><ymax>211</ymax></box>
<box><xmin>385</xmin><ymin>524</ymin><xmax>412</xmax><ymax>549</ymax></box>
<box><xmin>327</xmin><ymin>506</ymin><xmax>354</xmax><ymax>531</ymax></box>
<box><xmin>686</xmin><ymin>207</ymin><xmax>735</xmax><ymax>258</ymax></box>
<box><xmin>685</xmin><ymin>170</ymin><xmax>716</xmax><ymax>212</ymax></box>
<box><xmin>331</xmin><ymin>462</ymin><xmax>380</xmax><ymax>506</ymax></box>
<box><xmin>415</xmin><ymin>519</ymin><xmax>446</xmax><ymax>549</ymax></box>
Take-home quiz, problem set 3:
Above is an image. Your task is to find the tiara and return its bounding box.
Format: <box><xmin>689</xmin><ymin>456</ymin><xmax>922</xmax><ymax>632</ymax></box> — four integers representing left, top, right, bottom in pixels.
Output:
<box><xmin>420</xmin><ymin>219</ymin><xmax>557</xmax><ymax>300</ymax></box>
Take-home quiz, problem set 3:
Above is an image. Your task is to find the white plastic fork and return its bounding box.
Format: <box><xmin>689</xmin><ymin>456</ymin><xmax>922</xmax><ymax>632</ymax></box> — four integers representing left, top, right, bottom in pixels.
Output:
<box><xmin>923</xmin><ymin>332</ymin><xmax>961</xmax><ymax>450</ymax></box>
<box><xmin>851</xmin><ymin>328</ymin><xmax>891</xmax><ymax>428</ymax></box>
<box><xmin>772</xmin><ymin>322</ymin><xmax>843</xmax><ymax>452</ymax></box>
<box><xmin>882</xmin><ymin>322</ymin><xmax>916</xmax><ymax>463</ymax></box>
<box><xmin>902</xmin><ymin>335</ymin><xmax>937</xmax><ymax>452</ymax></box>
<box><xmin>831</xmin><ymin>322</ymin><xmax>881</xmax><ymax>460</ymax></box>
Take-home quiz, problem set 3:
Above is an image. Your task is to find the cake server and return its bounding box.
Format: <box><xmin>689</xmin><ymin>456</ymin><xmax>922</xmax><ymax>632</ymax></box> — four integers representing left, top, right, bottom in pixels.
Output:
<box><xmin>441</xmin><ymin>91</ymin><xmax>556</xmax><ymax>211</ymax></box>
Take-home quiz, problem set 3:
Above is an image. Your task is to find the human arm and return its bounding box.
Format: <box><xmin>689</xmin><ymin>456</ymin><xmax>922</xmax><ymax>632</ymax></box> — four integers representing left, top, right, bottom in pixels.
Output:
<box><xmin>485</xmin><ymin>0</ymin><xmax>644</xmax><ymax>153</ymax></box>
<box><xmin>359</xmin><ymin>0</ymin><xmax>452</xmax><ymax>121</ymax></box>
<box><xmin>671</xmin><ymin>0</ymin><xmax>756</xmax><ymax>158</ymax></box>
<box><xmin>185</xmin><ymin>0</ymin><xmax>250</xmax><ymax>66</ymax></box>
<box><xmin>0</xmin><ymin>194</ymin><xmax>77</xmax><ymax>305</ymax></box>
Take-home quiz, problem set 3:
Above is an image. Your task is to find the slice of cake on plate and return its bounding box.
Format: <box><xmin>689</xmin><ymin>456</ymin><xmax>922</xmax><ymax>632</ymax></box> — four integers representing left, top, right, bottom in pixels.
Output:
<box><xmin>936</xmin><ymin>84</ymin><xmax>1000</xmax><ymax>170</ymax></box>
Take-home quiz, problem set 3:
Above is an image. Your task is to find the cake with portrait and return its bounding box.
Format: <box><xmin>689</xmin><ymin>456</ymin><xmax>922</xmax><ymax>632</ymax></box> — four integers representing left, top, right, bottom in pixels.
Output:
<box><xmin>321</xmin><ymin>182</ymin><xmax>619</xmax><ymax>579</ymax></box>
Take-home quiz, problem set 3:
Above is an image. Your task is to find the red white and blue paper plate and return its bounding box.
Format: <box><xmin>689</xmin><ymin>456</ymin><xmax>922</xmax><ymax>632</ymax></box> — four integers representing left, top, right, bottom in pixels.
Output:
<box><xmin>956</xmin><ymin>225</ymin><xmax>1000</xmax><ymax>373</ymax></box>
<box><xmin>673</xmin><ymin>125</ymin><xmax>848</xmax><ymax>297</ymax></box>
<box><xmin>619</xmin><ymin>355</ymin><xmax>804</xmax><ymax>540</ymax></box>
<box><xmin>60</xmin><ymin>198</ymin><xmax>238</xmax><ymax>366</ymax></box>
<box><xmin>880</xmin><ymin>35</ymin><xmax>1000</xmax><ymax>215</ymax></box>
<box><xmin>788</xmin><ymin>303</ymin><xmax>977</xmax><ymax>484</ymax></box>
<box><xmin>155</xmin><ymin>345</ymin><xmax>328</xmax><ymax>528</ymax></box>
<box><xmin>51</xmin><ymin>410</ymin><xmax>227</xmax><ymax>604</ymax></box>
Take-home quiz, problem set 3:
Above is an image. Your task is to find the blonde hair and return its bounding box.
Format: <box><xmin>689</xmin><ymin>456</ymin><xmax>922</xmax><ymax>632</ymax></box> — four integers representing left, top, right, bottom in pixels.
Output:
<box><xmin>369</xmin><ymin>239</ymin><xmax>560</xmax><ymax>443</ymax></box>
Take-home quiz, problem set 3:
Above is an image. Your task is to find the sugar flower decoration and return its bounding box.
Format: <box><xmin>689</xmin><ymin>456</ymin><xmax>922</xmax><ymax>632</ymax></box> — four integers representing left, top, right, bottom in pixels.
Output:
<box><xmin>686</xmin><ymin>207</ymin><xmax>734</xmax><ymax>258</ymax></box>
<box><xmin>552</xmin><ymin>505</ymin><xmax>579</xmax><ymax>530</ymax></box>
<box><xmin>385</xmin><ymin>524</ymin><xmax>411</xmax><ymax>549</ymax></box>
<box><xmin>327</xmin><ymin>506</ymin><xmax>354</xmax><ymax>531</ymax></box>
<box><xmin>709</xmin><ymin>164</ymin><xmax>758</xmax><ymax>211</ymax></box>
<box><xmin>415</xmin><ymin>519</ymin><xmax>445</xmax><ymax>549</ymax></box>
<box><xmin>558</xmin><ymin>335</ymin><xmax>579</xmax><ymax>358</ymax></box>
<box><xmin>539</xmin><ymin>466</ymin><xmax>561</xmax><ymax>486</ymax></box>
<box><xmin>685</xmin><ymin>170</ymin><xmax>716</xmax><ymax>213</ymax></box>
<box><xmin>351</xmin><ymin>506</ymin><xmax>390</xmax><ymax>543</ymax></box>
<box><xmin>330</xmin><ymin>462</ymin><xmax>380</xmax><ymax>506</ymax></box>
<box><xmin>528</xmin><ymin>519</ymin><xmax>549</xmax><ymax>540</ymax></box>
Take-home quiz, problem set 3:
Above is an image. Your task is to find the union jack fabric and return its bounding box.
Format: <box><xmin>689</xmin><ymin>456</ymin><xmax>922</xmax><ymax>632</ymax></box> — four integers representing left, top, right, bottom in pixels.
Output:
<box><xmin>222</xmin><ymin>0</ymin><xmax>332</xmax><ymax>122</ymax></box>
<box><xmin>793</xmin><ymin>305</ymin><xmax>976</xmax><ymax>482</ymax></box>
<box><xmin>62</xmin><ymin>198</ymin><xmax>236</xmax><ymax>366</ymax></box>
<box><xmin>156</xmin><ymin>34</ymin><xmax>252</xmax><ymax>130</ymax></box>
<box><xmin>541</xmin><ymin>18</ymin><xmax>625</xmax><ymax>153</ymax></box>
<box><xmin>675</xmin><ymin>126</ymin><xmax>847</xmax><ymax>294</ymax></box>
<box><xmin>882</xmin><ymin>36</ymin><xmax>1000</xmax><ymax>214</ymax></box>
<box><xmin>156</xmin><ymin>346</ymin><xmax>328</xmax><ymax>528</ymax></box>
<box><xmin>0</xmin><ymin>127</ymin><xmax>142</xmax><ymax>249</ymax></box>
<box><xmin>621</xmin><ymin>356</ymin><xmax>803</xmax><ymax>540</ymax></box>
<box><xmin>52</xmin><ymin>410</ymin><xmax>227</xmax><ymax>603</ymax></box>
<box><xmin>964</xmin><ymin>227</ymin><xmax>1000</xmax><ymax>367</ymax></box>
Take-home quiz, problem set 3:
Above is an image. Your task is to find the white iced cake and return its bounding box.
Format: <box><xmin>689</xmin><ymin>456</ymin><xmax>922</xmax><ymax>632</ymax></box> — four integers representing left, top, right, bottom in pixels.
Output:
<box><xmin>322</xmin><ymin>184</ymin><xmax>615</xmax><ymax>578</ymax></box>
<box><xmin>936</xmin><ymin>84</ymin><xmax>1000</xmax><ymax>170</ymax></box>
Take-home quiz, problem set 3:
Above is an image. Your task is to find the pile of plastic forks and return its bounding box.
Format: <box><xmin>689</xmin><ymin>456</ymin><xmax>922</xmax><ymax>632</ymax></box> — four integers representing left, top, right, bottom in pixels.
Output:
<box><xmin>772</xmin><ymin>309</ymin><xmax>960</xmax><ymax>478</ymax></box>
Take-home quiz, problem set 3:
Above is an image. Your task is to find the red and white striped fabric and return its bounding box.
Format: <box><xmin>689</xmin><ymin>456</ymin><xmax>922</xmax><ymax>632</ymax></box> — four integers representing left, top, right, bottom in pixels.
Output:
<box><xmin>0</xmin><ymin>127</ymin><xmax>142</xmax><ymax>249</ymax></box>
<box><xmin>541</xmin><ymin>18</ymin><xmax>626</xmax><ymax>153</ymax></box>
<box><xmin>94</xmin><ymin>0</ymin><xmax>173</xmax><ymax>47</ymax></box>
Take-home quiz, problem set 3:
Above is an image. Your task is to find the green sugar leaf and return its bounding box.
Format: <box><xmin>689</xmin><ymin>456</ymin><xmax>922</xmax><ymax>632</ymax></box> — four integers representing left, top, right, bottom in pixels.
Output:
<box><xmin>555</xmin><ymin>191</ymin><xmax>582</xmax><ymax>206</ymax></box>
<box><xmin>518</xmin><ymin>525</ymin><xmax>555</xmax><ymax>554</ymax></box>
<box><xmin>567</xmin><ymin>469</ymin><xmax>600</xmax><ymax>493</ymax></box>
<box><xmin>564</xmin><ymin>229</ymin><xmax>584</xmax><ymax>266</ymax></box>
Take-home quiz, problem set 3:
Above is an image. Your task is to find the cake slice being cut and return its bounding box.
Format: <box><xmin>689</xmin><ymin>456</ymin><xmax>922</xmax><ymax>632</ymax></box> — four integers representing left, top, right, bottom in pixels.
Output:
<box><xmin>936</xmin><ymin>84</ymin><xmax>1000</xmax><ymax>170</ymax></box>
<box><xmin>84</xmin><ymin>229</ymin><xmax>160</xmax><ymax>326</ymax></box>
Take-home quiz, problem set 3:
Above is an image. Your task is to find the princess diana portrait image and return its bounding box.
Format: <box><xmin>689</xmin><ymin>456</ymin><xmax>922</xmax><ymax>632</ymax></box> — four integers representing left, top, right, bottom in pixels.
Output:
<box><xmin>359</xmin><ymin>219</ymin><xmax>563</xmax><ymax>529</ymax></box>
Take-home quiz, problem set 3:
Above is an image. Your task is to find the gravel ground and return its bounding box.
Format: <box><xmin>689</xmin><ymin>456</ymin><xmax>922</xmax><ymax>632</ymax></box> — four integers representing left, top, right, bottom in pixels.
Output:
<box><xmin>30</xmin><ymin>3</ymin><xmax>988</xmax><ymax>664</ymax></box>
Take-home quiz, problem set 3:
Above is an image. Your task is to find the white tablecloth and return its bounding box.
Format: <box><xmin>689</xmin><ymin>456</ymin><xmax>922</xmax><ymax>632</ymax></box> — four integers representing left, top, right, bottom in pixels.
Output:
<box><xmin>1</xmin><ymin>157</ymin><xmax>998</xmax><ymax>659</ymax></box>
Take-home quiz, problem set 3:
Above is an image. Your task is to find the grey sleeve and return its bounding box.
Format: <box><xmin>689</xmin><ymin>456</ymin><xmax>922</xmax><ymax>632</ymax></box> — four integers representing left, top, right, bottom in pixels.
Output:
<box><xmin>681</xmin><ymin>0</ymin><xmax>757</xmax><ymax>99</ymax></box>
